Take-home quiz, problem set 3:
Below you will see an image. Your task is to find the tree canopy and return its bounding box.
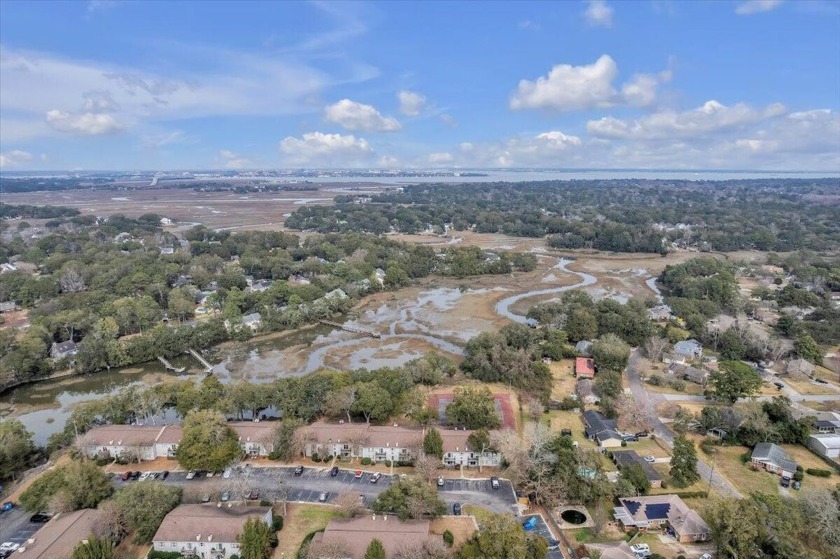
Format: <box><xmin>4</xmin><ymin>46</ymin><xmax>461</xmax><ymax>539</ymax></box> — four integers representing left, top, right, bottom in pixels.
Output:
<box><xmin>175</xmin><ymin>409</ymin><xmax>243</xmax><ymax>471</ymax></box>
<box><xmin>373</xmin><ymin>476</ymin><xmax>446</xmax><ymax>520</ymax></box>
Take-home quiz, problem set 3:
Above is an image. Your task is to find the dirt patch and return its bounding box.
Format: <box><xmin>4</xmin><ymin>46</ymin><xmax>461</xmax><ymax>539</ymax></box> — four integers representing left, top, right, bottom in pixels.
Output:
<box><xmin>429</xmin><ymin>516</ymin><xmax>477</xmax><ymax>548</ymax></box>
<box><xmin>273</xmin><ymin>503</ymin><xmax>341</xmax><ymax>558</ymax></box>
<box><xmin>549</xmin><ymin>360</ymin><xmax>577</xmax><ymax>400</ymax></box>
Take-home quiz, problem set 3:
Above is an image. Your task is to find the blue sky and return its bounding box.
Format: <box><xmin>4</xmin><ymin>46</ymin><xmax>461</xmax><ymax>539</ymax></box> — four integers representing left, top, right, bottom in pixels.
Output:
<box><xmin>1</xmin><ymin>0</ymin><xmax>838</xmax><ymax>171</ymax></box>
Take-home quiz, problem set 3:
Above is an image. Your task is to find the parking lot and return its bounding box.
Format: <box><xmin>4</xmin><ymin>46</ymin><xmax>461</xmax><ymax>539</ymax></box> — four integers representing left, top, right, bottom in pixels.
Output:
<box><xmin>521</xmin><ymin>513</ymin><xmax>563</xmax><ymax>559</ymax></box>
<box><xmin>0</xmin><ymin>507</ymin><xmax>41</xmax><ymax>553</ymax></box>
<box><xmin>113</xmin><ymin>466</ymin><xmax>519</xmax><ymax>515</ymax></box>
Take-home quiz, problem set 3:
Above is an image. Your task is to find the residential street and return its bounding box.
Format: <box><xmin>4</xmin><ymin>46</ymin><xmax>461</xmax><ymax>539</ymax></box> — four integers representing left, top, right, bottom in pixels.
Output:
<box><xmin>625</xmin><ymin>350</ymin><xmax>743</xmax><ymax>499</ymax></box>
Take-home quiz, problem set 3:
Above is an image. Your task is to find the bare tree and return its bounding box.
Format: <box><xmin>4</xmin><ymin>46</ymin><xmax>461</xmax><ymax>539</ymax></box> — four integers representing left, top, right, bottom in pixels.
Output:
<box><xmin>323</xmin><ymin>386</ymin><xmax>357</xmax><ymax>423</ymax></box>
<box><xmin>59</xmin><ymin>268</ymin><xmax>87</xmax><ymax>293</ymax></box>
<box><xmin>334</xmin><ymin>492</ymin><xmax>365</xmax><ymax>518</ymax></box>
<box><xmin>615</xmin><ymin>395</ymin><xmax>654</xmax><ymax>432</ymax></box>
<box><xmin>414</xmin><ymin>453</ymin><xmax>441</xmax><ymax>483</ymax></box>
<box><xmin>644</xmin><ymin>336</ymin><xmax>670</xmax><ymax>363</ymax></box>
<box><xmin>395</xmin><ymin>538</ymin><xmax>449</xmax><ymax>559</ymax></box>
<box><xmin>346</xmin><ymin>427</ymin><xmax>370</xmax><ymax>458</ymax></box>
<box><xmin>94</xmin><ymin>501</ymin><xmax>127</xmax><ymax>542</ymax></box>
<box><xmin>802</xmin><ymin>489</ymin><xmax>840</xmax><ymax>546</ymax></box>
<box><xmin>523</xmin><ymin>395</ymin><xmax>544</xmax><ymax>422</ymax></box>
<box><xmin>590</xmin><ymin>501</ymin><xmax>607</xmax><ymax>538</ymax></box>
<box><xmin>768</xmin><ymin>337</ymin><xmax>792</xmax><ymax>363</ymax></box>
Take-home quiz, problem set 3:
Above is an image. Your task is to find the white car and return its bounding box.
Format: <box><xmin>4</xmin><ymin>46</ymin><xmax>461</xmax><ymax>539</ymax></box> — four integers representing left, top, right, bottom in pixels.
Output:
<box><xmin>630</xmin><ymin>543</ymin><xmax>651</xmax><ymax>557</ymax></box>
<box><xmin>223</xmin><ymin>468</ymin><xmax>232</xmax><ymax>479</ymax></box>
<box><xmin>0</xmin><ymin>543</ymin><xmax>21</xmax><ymax>553</ymax></box>
<box><xmin>138</xmin><ymin>472</ymin><xmax>150</xmax><ymax>481</ymax></box>
<box><xmin>643</xmin><ymin>455</ymin><xmax>656</xmax><ymax>463</ymax></box>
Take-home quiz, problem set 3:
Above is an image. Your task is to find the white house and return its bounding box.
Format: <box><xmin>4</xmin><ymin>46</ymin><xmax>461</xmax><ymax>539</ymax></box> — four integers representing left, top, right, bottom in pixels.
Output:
<box><xmin>673</xmin><ymin>339</ymin><xmax>703</xmax><ymax>359</ymax></box>
<box><xmin>808</xmin><ymin>434</ymin><xmax>840</xmax><ymax>460</ymax></box>
<box><xmin>440</xmin><ymin>428</ymin><xmax>502</xmax><ymax>468</ymax></box>
<box><xmin>300</xmin><ymin>421</ymin><xmax>421</xmax><ymax>463</ymax></box>
<box><xmin>750</xmin><ymin>443</ymin><xmax>797</xmax><ymax>477</ymax></box>
<box><xmin>241</xmin><ymin>312</ymin><xmax>262</xmax><ymax>331</ymax></box>
<box><xmin>152</xmin><ymin>504</ymin><xmax>272</xmax><ymax>559</ymax></box>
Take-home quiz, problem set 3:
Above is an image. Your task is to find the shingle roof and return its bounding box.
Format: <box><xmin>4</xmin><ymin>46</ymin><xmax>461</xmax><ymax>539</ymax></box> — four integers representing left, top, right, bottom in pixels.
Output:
<box><xmin>311</xmin><ymin>515</ymin><xmax>431</xmax><ymax>559</ymax></box>
<box><xmin>18</xmin><ymin>509</ymin><xmax>104</xmax><ymax>559</ymax></box>
<box><xmin>79</xmin><ymin>425</ymin><xmax>165</xmax><ymax>448</ymax></box>
<box><xmin>751</xmin><ymin>443</ymin><xmax>798</xmax><ymax>473</ymax></box>
<box><xmin>152</xmin><ymin>504</ymin><xmax>271</xmax><ymax>544</ymax></box>
<box><xmin>616</xmin><ymin>495</ymin><xmax>709</xmax><ymax>536</ymax></box>
<box><xmin>611</xmin><ymin>450</ymin><xmax>662</xmax><ymax>482</ymax></box>
<box><xmin>301</xmin><ymin>421</ymin><xmax>423</xmax><ymax>449</ymax></box>
<box><xmin>583</xmin><ymin>410</ymin><xmax>621</xmax><ymax>442</ymax></box>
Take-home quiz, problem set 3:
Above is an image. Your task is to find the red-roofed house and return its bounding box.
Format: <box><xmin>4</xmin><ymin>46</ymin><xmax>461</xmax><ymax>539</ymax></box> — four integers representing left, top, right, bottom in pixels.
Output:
<box><xmin>575</xmin><ymin>357</ymin><xmax>595</xmax><ymax>379</ymax></box>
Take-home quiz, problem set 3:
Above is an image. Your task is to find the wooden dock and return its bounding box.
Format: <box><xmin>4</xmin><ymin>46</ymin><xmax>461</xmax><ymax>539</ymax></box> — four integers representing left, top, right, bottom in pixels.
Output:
<box><xmin>319</xmin><ymin>320</ymin><xmax>381</xmax><ymax>338</ymax></box>
<box><xmin>157</xmin><ymin>356</ymin><xmax>186</xmax><ymax>373</ymax></box>
<box><xmin>187</xmin><ymin>348</ymin><xmax>214</xmax><ymax>372</ymax></box>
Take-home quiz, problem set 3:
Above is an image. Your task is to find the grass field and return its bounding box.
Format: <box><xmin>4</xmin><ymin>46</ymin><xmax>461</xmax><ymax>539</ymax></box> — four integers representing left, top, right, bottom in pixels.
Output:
<box><xmin>273</xmin><ymin>504</ymin><xmax>341</xmax><ymax>559</ymax></box>
<box><xmin>549</xmin><ymin>359</ymin><xmax>577</xmax><ymax>400</ymax></box>
<box><xmin>429</xmin><ymin>517</ymin><xmax>477</xmax><ymax>548</ymax></box>
<box><xmin>781</xmin><ymin>376</ymin><xmax>840</xmax><ymax>395</ymax></box>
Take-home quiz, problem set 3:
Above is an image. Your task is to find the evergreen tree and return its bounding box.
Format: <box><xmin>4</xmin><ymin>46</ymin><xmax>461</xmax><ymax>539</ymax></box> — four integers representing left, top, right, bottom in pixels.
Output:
<box><xmin>670</xmin><ymin>435</ymin><xmax>700</xmax><ymax>487</ymax></box>
<box><xmin>364</xmin><ymin>538</ymin><xmax>386</xmax><ymax>559</ymax></box>
<box><xmin>423</xmin><ymin>427</ymin><xmax>443</xmax><ymax>458</ymax></box>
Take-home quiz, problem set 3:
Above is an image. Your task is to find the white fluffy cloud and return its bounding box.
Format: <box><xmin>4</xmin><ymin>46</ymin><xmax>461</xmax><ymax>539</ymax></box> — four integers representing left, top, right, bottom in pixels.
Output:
<box><xmin>735</xmin><ymin>0</ymin><xmax>783</xmax><ymax>15</ymax></box>
<box><xmin>584</xmin><ymin>1</ymin><xmax>614</xmax><ymax>27</ymax></box>
<box><xmin>324</xmin><ymin>99</ymin><xmax>401</xmax><ymax>132</ymax></box>
<box><xmin>426</xmin><ymin>152</ymin><xmax>454</xmax><ymax>165</ymax></box>
<box><xmin>45</xmin><ymin>110</ymin><xmax>125</xmax><ymax>135</ymax></box>
<box><xmin>216</xmin><ymin>150</ymin><xmax>253</xmax><ymax>169</ymax></box>
<box><xmin>397</xmin><ymin>90</ymin><xmax>427</xmax><ymax>116</ymax></box>
<box><xmin>279</xmin><ymin>131</ymin><xmax>373</xmax><ymax>165</ymax></box>
<box><xmin>0</xmin><ymin>149</ymin><xmax>34</xmax><ymax>168</ymax></box>
<box><xmin>510</xmin><ymin>55</ymin><xmax>670</xmax><ymax>111</ymax></box>
<box><xmin>586</xmin><ymin>100</ymin><xmax>786</xmax><ymax>139</ymax></box>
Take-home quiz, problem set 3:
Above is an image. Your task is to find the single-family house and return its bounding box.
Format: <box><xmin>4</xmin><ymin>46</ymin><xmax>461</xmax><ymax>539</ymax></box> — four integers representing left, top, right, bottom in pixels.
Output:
<box><xmin>50</xmin><ymin>340</ymin><xmax>78</xmax><ymax>360</ymax></box>
<box><xmin>661</xmin><ymin>351</ymin><xmax>687</xmax><ymax>365</ymax></box>
<box><xmin>310</xmin><ymin>516</ymin><xmax>432</xmax><ymax>559</ymax></box>
<box><xmin>750</xmin><ymin>442</ymin><xmax>797</xmax><ymax>477</ymax></box>
<box><xmin>152</xmin><ymin>504</ymin><xmax>272</xmax><ymax>559</ymax></box>
<box><xmin>0</xmin><ymin>301</ymin><xmax>19</xmax><ymax>313</ymax></box>
<box><xmin>613</xmin><ymin>495</ymin><xmax>711</xmax><ymax>543</ymax></box>
<box><xmin>814</xmin><ymin>419</ymin><xmax>840</xmax><ymax>434</ymax></box>
<box><xmin>667</xmin><ymin>363</ymin><xmax>710</xmax><ymax>386</ymax></box>
<box><xmin>16</xmin><ymin>509</ymin><xmax>106</xmax><ymax>559</ymax></box>
<box><xmin>785</xmin><ymin>358</ymin><xmax>815</xmax><ymax>379</ymax></box>
<box><xmin>247</xmin><ymin>279</ymin><xmax>272</xmax><ymax>293</ymax></box>
<box><xmin>575</xmin><ymin>357</ymin><xmax>596</xmax><ymax>379</ymax></box>
<box><xmin>300</xmin><ymin>421</ymin><xmax>422</xmax><ymax>464</ymax></box>
<box><xmin>160</xmin><ymin>217</ymin><xmax>174</xmax><ymax>226</ymax></box>
<box><xmin>575</xmin><ymin>340</ymin><xmax>593</xmax><ymax>356</ymax></box>
<box><xmin>647</xmin><ymin>305</ymin><xmax>673</xmax><ymax>321</ymax></box>
<box><xmin>241</xmin><ymin>312</ymin><xmax>261</xmax><ymax>331</ymax></box>
<box><xmin>440</xmin><ymin>428</ymin><xmax>502</xmax><ymax>468</ymax></box>
<box><xmin>673</xmin><ymin>339</ymin><xmax>703</xmax><ymax>360</ymax></box>
<box><xmin>807</xmin><ymin>434</ymin><xmax>840</xmax><ymax>460</ymax></box>
<box><xmin>576</xmin><ymin>379</ymin><xmax>600</xmax><ymax>405</ymax></box>
<box><xmin>611</xmin><ymin>450</ymin><xmax>663</xmax><ymax>488</ymax></box>
<box><xmin>160</xmin><ymin>246</ymin><xmax>175</xmax><ymax>255</ymax></box>
<box><xmin>0</xmin><ymin>262</ymin><xmax>18</xmax><ymax>273</ymax></box>
<box><xmin>593</xmin><ymin>542</ymin><xmax>637</xmax><ymax>559</ymax></box>
<box><xmin>583</xmin><ymin>410</ymin><xmax>622</xmax><ymax>448</ymax></box>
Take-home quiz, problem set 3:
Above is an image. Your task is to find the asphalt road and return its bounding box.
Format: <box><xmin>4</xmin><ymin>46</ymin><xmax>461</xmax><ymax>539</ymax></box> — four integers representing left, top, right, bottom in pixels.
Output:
<box><xmin>626</xmin><ymin>350</ymin><xmax>743</xmax><ymax>499</ymax></box>
<box><xmin>0</xmin><ymin>507</ymin><xmax>41</xmax><ymax>552</ymax></box>
<box><xmin>112</xmin><ymin>466</ymin><xmax>519</xmax><ymax>515</ymax></box>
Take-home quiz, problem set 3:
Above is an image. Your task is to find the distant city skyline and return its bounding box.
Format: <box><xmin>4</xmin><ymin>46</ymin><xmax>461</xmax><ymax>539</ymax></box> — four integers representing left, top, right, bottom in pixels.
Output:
<box><xmin>1</xmin><ymin>0</ymin><xmax>839</xmax><ymax>171</ymax></box>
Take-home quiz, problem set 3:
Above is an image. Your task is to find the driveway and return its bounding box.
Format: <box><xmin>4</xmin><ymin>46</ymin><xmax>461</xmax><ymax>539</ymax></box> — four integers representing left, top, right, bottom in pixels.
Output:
<box><xmin>626</xmin><ymin>350</ymin><xmax>742</xmax><ymax>499</ymax></box>
<box><xmin>114</xmin><ymin>466</ymin><xmax>518</xmax><ymax>515</ymax></box>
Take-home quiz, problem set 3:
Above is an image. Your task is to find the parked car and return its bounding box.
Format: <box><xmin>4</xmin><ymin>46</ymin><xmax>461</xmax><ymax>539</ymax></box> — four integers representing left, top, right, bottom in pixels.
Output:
<box><xmin>220</xmin><ymin>492</ymin><xmax>230</xmax><ymax>502</ymax></box>
<box><xmin>815</xmin><ymin>378</ymin><xmax>828</xmax><ymax>384</ymax></box>
<box><xmin>330</xmin><ymin>466</ymin><xmax>340</xmax><ymax>477</ymax></box>
<box><xmin>630</xmin><ymin>543</ymin><xmax>651</xmax><ymax>557</ymax></box>
<box><xmin>223</xmin><ymin>468</ymin><xmax>232</xmax><ymax>479</ymax></box>
<box><xmin>186</xmin><ymin>470</ymin><xmax>197</xmax><ymax>480</ymax></box>
<box><xmin>1</xmin><ymin>502</ymin><xmax>14</xmax><ymax>512</ymax></box>
<box><xmin>635</xmin><ymin>431</ymin><xmax>650</xmax><ymax>438</ymax></box>
<box><xmin>490</xmin><ymin>477</ymin><xmax>500</xmax><ymax>490</ymax></box>
<box><xmin>522</xmin><ymin>517</ymin><xmax>537</xmax><ymax>531</ymax></box>
<box><xmin>29</xmin><ymin>513</ymin><xmax>51</xmax><ymax>523</ymax></box>
<box><xmin>792</xmin><ymin>480</ymin><xmax>801</xmax><ymax>490</ymax></box>
<box><xmin>0</xmin><ymin>544</ymin><xmax>21</xmax><ymax>555</ymax></box>
<box><xmin>452</xmin><ymin>502</ymin><xmax>461</xmax><ymax>515</ymax></box>
<box><xmin>780</xmin><ymin>476</ymin><xmax>791</xmax><ymax>488</ymax></box>
<box><xmin>319</xmin><ymin>492</ymin><xmax>329</xmax><ymax>502</ymax></box>
<box><xmin>437</xmin><ymin>477</ymin><xmax>444</xmax><ymax>487</ymax></box>
<box><xmin>206</xmin><ymin>471</ymin><xmax>214</xmax><ymax>478</ymax></box>
<box><xmin>201</xmin><ymin>494</ymin><xmax>211</xmax><ymax>503</ymax></box>
<box><xmin>294</xmin><ymin>466</ymin><xmax>304</xmax><ymax>476</ymax></box>
<box><xmin>130</xmin><ymin>471</ymin><xmax>141</xmax><ymax>480</ymax></box>
<box><xmin>774</xmin><ymin>382</ymin><xmax>784</xmax><ymax>390</ymax></box>
<box><xmin>161</xmin><ymin>470</ymin><xmax>169</xmax><ymax>480</ymax></box>
<box><xmin>370</xmin><ymin>473</ymin><xmax>381</xmax><ymax>484</ymax></box>
<box><xmin>644</xmin><ymin>455</ymin><xmax>656</xmax><ymax>463</ymax></box>
<box><xmin>622</xmin><ymin>434</ymin><xmax>639</xmax><ymax>442</ymax></box>
<box><xmin>149</xmin><ymin>472</ymin><xmax>159</xmax><ymax>480</ymax></box>
<box><xmin>548</xmin><ymin>539</ymin><xmax>560</xmax><ymax>551</ymax></box>
<box><xmin>121</xmin><ymin>471</ymin><xmax>132</xmax><ymax>481</ymax></box>
<box><xmin>355</xmin><ymin>470</ymin><xmax>363</xmax><ymax>479</ymax></box>
<box><xmin>138</xmin><ymin>472</ymin><xmax>150</xmax><ymax>481</ymax></box>
<box><xmin>699</xmin><ymin>554</ymin><xmax>713</xmax><ymax>559</ymax></box>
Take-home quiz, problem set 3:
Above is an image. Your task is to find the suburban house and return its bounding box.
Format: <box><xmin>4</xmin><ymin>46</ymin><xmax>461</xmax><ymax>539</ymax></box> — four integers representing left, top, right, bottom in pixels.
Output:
<box><xmin>440</xmin><ymin>428</ymin><xmax>502</xmax><ymax>468</ymax></box>
<box><xmin>311</xmin><ymin>515</ymin><xmax>432</xmax><ymax>559</ymax></box>
<box><xmin>152</xmin><ymin>504</ymin><xmax>272</xmax><ymax>559</ymax></box>
<box><xmin>241</xmin><ymin>312</ymin><xmax>262</xmax><ymax>331</ymax></box>
<box><xmin>647</xmin><ymin>304</ymin><xmax>673</xmax><ymax>322</ymax></box>
<box><xmin>300</xmin><ymin>421</ymin><xmax>422</xmax><ymax>464</ymax></box>
<box><xmin>17</xmin><ymin>509</ymin><xmax>105</xmax><ymax>559</ymax></box>
<box><xmin>785</xmin><ymin>358</ymin><xmax>815</xmax><ymax>379</ymax></box>
<box><xmin>593</xmin><ymin>542</ymin><xmax>637</xmax><ymax>559</ymax></box>
<box><xmin>661</xmin><ymin>351</ymin><xmax>687</xmax><ymax>365</ymax></box>
<box><xmin>576</xmin><ymin>379</ymin><xmax>600</xmax><ymax>405</ymax></box>
<box><xmin>50</xmin><ymin>340</ymin><xmax>77</xmax><ymax>360</ymax></box>
<box><xmin>575</xmin><ymin>357</ymin><xmax>596</xmax><ymax>379</ymax></box>
<box><xmin>667</xmin><ymin>363</ymin><xmax>709</xmax><ymax>386</ymax></box>
<box><xmin>673</xmin><ymin>339</ymin><xmax>703</xmax><ymax>360</ymax></box>
<box><xmin>247</xmin><ymin>279</ymin><xmax>272</xmax><ymax>293</ymax></box>
<box><xmin>808</xmin><ymin>434</ymin><xmax>840</xmax><ymax>460</ymax></box>
<box><xmin>575</xmin><ymin>340</ymin><xmax>593</xmax><ymax>356</ymax></box>
<box><xmin>583</xmin><ymin>410</ymin><xmax>622</xmax><ymax>448</ymax></box>
<box><xmin>611</xmin><ymin>450</ymin><xmax>663</xmax><ymax>488</ymax></box>
<box><xmin>613</xmin><ymin>495</ymin><xmax>711</xmax><ymax>543</ymax></box>
<box><xmin>750</xmin><ymin>442</ymin><xmax>798</xmax><ymax>477</ymax></box>
<box><xmin>814</xmin><ymin>418</ymin><xmax>840</xmax><ymax>434</ymax></box>
<box><xmin>160</xmin><ymin>246</ymin><xmax>175</xmax><ymax>255</ymax></box>
<box><xmin>79</xmin><ymin>422</ymin><xmax>275</xmax><ymax>461</ymax></box>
